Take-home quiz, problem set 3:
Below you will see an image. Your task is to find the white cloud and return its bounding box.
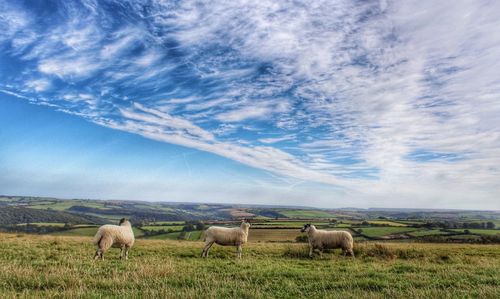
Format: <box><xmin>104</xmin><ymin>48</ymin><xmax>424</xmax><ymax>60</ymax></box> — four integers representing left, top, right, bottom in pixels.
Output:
<box><xmin>216</xmin><ymin>105</ymin><xmax>272</xmax><ymax>122</ymax></box>
<box><xmin>25</xmin><ymin>78</ymin><xmax>51</xmax><ymax>92</ymax></box>
<box><xmin>2</xmin><ymin>0</ymin><xmax>500</xmax><ymax>208</ymax></box>
<box><xmin>259</xmin><ymin>135</ymin><xmax>295</xmax><ymax>144</ymax></box>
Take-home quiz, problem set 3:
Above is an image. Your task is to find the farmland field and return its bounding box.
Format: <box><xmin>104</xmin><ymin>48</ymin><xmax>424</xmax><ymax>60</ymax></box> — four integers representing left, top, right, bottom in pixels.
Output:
<box><xmin>407</xmin><ymin>229</ymin><xmax>451</xmax><ymax>237</ymax></box>
<box><xmin>248</xmin><ymin>229</ymin><xmax>302</xmax><ymax>242</ymax></box>
<box><xmin>278</xmin><ymin>210</ymin><xmax>337</xmax><ymax>218</ymax></box>
<box><xmin>145</xmin><ymin>230</ymin><xmax>202</xmax><ymax>241</ymax></box>
<box><xmin>0</xmin><ymin>233</ymin><xmax>499</xmax><ymax>298</ymax></box>
<box><xmin>448</xmin><ymin>229</ymin><xmax>500</xmax><ymax>235</ymax></box>
<box><xmin>357</xmin><ymin>227</ymin><xmax>420</xmax><ymax>238</ymax></box>
<box><xmin>251</xmin><ymin>221</ymin><xmax>331</xmax><ymax>228</ymax></box>
<box><xmin>247</xmin><ymin>228</ymin><xmax>352</xmax><ymax>242</ymax></box>
<box><xmin>141</xmin><ymin>225</ymin><xmax>184</xmax><ymax>232</ymax></box>
<box><xmin>53</xmin><ymin>227</ymin><xmax>145</xmax><ymax>237</ymax></box>
<box><xmin>367</xmin><ymin>220</ymin><xmax>408</xmax><ymax>227</ymax></box>
<box><xmin>15</xmin><ymin>222</ymin><xmax>66</xmax><ymax>227</ymax></box>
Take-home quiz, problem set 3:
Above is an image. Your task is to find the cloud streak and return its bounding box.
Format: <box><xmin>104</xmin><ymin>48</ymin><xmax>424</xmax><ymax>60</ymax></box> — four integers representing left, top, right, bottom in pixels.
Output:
<box><xmin>1</xmin><ymin>0</ymin><xmax>499</xmax><ymax>208</ymax></box>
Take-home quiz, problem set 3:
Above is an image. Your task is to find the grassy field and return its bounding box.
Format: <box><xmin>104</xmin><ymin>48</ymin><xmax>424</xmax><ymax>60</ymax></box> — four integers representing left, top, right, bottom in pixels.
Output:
<box><xmin>53</xmin><ymin>227</ymin><xmax>145</xmax><ymax>237</ymax></box>
<box><xmin>448</xmin><ymin>229</ymin><xmax>500</xmax><ymax>235</ymax></box>
<box><xmin>248</xmin><ymin>229</ymin><xmax>302</xmax><ymax>242</ymax></box>
<box><xmin>407</xmin><ymin>229</ymin><xmax>451</xmax><ymax>237</ymax></box>
<box><xmin>357</xmin><ymin>227</ymin><xmax>420</xmax><ymax>238</ymax></box>
<box><xmin>278</xmin><ymin>210</ymin><xmax>337</xmax><ymax>218</ymax></box>
<box><xmin>145</xmin><ymin>231</ymin><xmax>202</xmax><ymax>241</ymax></box>
<box><xmin>141</xmin><ymin>225</ymin><xmax>184</xmax><ymax>232</ymax></box>
<box><xmin>0</xmin><ymin>233</ymin><xmax>499</xmax><ymax>298</ymax></box>
<box><xmin>367</xmin><ymin>220</ymin><xmax>408</xmax><ymax>227</ymax></box>
<box><xmin>15</xmin><ymin>222</ymin><xmax>67</xmax><ymax>227</ymax></box>
<box><xmin>445</xmin><ymin>234</ymin><xmax>483</xmax><ymax>240</ymax></box>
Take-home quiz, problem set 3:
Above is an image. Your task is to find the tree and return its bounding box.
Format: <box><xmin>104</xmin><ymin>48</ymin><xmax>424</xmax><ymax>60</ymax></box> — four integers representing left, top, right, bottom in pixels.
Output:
<box><xmin>183</xmin><ymin>224</ymin><xmax>195</xmax><ymax>232</ymax></box>
<box><xmin>486</xmin><ymin>222</ymin><xmax>495</xmax><ymax>229</ymax></box>
<box><xmin>195</xmin><ymin>221</ymin><xmax>205</xmax><ymax>231</ymax></box>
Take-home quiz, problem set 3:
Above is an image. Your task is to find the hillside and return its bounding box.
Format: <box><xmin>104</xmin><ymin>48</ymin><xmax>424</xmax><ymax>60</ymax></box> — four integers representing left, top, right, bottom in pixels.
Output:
<box><xmin>2</xmin><ymin>195</ymin><xmax>499</xmax><ymax>224</ymax></box>
<box><xmin>1</xmin><ymin>196</ymin><xmax>499</xmax><ymax>243</ymax></box>
<box><xmin>0</xmin><ymin>206</ymin><xmax>104</xmax><ymax>225</ymax></box>
<box><xmin>0</xmin><ymin>233</ymin><xmax>499</xmax><ymax>298</ymax></box>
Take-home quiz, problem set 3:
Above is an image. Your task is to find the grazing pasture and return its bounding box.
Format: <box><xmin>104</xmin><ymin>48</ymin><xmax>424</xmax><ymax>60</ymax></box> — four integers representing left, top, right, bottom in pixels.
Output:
<box><xmin>448</xmin><ymin>229</ymin><xmax>500</xmax><ymax>235</ymax></box>
<box><xmin>278</xmin><ymin>209</ymin><xmax>337</xmax><ymax>218</ymax></box>
<box><xmin>407</xmin><ymin>229</ymin><xmax>451</xmax><ymax>237</ymax></box>
<box><xmin>0</xmin><ymin>233</ymin><xmax>499</xmax><ymax>298</ymax></box>
<box><xmin>53</xmin><ymin>226</ymin><xmax>145</xmax><ymax>237</ymax></box>
<box><xmin>145</xmin><ymin>231</ymin><xmax>203</xmax><ymax>241</ymax></box>
<box><xmin>357</xmin><ymin>227</ymin><xmax>420</xmax><ymax>238</ymax></box>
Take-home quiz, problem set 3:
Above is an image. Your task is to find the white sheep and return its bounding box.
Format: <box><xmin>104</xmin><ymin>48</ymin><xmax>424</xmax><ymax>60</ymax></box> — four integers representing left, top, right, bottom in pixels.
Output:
<box><xmin>93</xmin><ymin>218</ymin><xmax>135</xmax><ymax>260</ymax></box>
<box><xmin>201</xmin><ymin>220</ymin><xmax>251</xmax><ymax>258</ymax></box>
<box><xmin>301</xmin><ymin>224</ymin><xmax>354</xmax><ymax>258</ymax></box>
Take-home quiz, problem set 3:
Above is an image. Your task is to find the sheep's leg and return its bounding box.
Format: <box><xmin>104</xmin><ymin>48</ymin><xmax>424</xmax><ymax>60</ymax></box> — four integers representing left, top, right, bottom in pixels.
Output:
<box><xmin>308</xmin><ymin>246</ymin><xmax>313</xmax><ymax>258</ymax></box>
<box><xmin>93</xmin><ymin>250</ymin><xmax>101</xmax><ymax>260</ymax></box>
<box><xmin>202</xmin><ymin>241</ymin><xmax>214</xmax><ymax>258</ymax></box>
<box><xmin>236</xmin><ymin>245</ymin><xmax>242</xmax><ymax>259</ymax></box>
<box><xmin>119</xmin><ymin>247</ymin><xmax>124</xmax><ymax>260</ymax></box>
<box><xmin>124</xmin><ymin>246</ymin><xmax>130</xmax><ymax>260</ymax></box>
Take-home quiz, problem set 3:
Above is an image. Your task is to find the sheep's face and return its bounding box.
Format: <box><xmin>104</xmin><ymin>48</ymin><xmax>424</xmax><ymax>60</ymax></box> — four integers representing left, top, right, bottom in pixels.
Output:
<box><xmin>119</xmin><ymin>218</ymin><xmax>130</xmax><ymax>226</ymax></box>
<box><xmin>301</xmin><ymin>224</ymin><xmax>311</xmax><ymax>233</ymax></box>
<box><xmin>241</xmin><ymin>221</ymin><xmax>251</xmax><ymax>229</ymax></box>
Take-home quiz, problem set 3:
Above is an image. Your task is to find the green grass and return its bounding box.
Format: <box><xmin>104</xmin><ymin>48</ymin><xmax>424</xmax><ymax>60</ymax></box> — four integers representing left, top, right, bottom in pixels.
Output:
<box><xmin>145</xmin><ymin>231</ymin><xmax>202</xmax><ymax>241</ymax></box>
<box><xmin>141</xmin><ymin>225</ymin><xmax>184</xmax><ymax>232</ymax></box>
<box><xmin>146</xmin><ymin>232</ymin><xmax>184</xmax><ymax>240</ymax></box>
<box><xmin>445</xmin><ymin>234</ymin><xmax>483</xmax><ymax>240</ymax></box>
<box><xmin>27</xmin><ymin>200</ymin><xmax>109</xmax><ymax>211</ymax></box>
<box><xmin>15</xmin><ymin>222</ymin><xmax>67</xmax><ymax>227</ymax></box>
<box><xmin>358</xmin><ymin>227</ymin><xmax>420</xmax><ymax>238</ymax></box>
<box><xmin>448</xmin><ymin>229</ymin><xmax>500</xmax><ymax>235</ymax></box>
<box><xmin>0</xmin><ymin>233</ymin><xmax>499</xmax><ymax>298</ymax></box>
<box><xmin>251</xmin><ymin>221</ymin><xmax>331</xmax><ymax>228</ymax></box>
<box><xmin>367</xmin><ymin>220</ymin><xmax>408</xmax><ymax>227</ymax></box>
<box><xmin>53</xmin><ymin>227</ymin><xmax>145</xmax><ymax>237</ymax></box>
<box><xmin>52</xmin><ymin>227</ymin><xmax>99</xmax><ymax>236</ymax></box>
<box><xmin>336</xmin><ymin>223</ymin><xmax>353</xmax><ymax>228</ymax></box>
<box><xmin>150</xmin><ymin>221</ymin><xmax>185</xmax><ymax>225</ymax></box>
<box><xmin>278</xmin><ymin>210</ymin><xmax>337</xmax><ymax>218</ymax></box>
<box><xmin>407</xmin><ymin>229</ymin><xmax>452</xmax><ymax>237</ymax></box>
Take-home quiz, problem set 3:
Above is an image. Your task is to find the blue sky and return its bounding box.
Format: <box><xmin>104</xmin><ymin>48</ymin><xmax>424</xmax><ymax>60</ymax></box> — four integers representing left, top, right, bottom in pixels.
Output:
<box><xmin>1</xmin><ymin>0</ymin><xmax>499</xmax><ymax>209</ymax></box>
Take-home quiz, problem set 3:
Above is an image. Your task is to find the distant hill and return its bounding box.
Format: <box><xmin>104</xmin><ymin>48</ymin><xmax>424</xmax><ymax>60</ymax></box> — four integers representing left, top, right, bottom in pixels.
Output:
<box><xmin>0</xmin><ymin>206</ymin><xmax>103</xmax><ymax>225</ymax></box>
<box><xmin>0</xmin><ymin>195</ymin><xmax>499</xmax><ymax>226</ymax></box>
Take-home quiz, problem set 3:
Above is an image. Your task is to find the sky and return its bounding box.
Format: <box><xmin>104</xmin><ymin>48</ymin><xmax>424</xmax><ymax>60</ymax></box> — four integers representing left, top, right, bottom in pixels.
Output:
<box><xmin>0</xmin><ymin>0</ymin><xmax>499</xmax><ymax>209</ymax></box>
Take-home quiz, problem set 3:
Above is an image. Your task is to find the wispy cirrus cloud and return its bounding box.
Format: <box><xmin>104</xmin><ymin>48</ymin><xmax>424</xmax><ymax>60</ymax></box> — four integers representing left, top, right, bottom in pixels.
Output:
<box><xmin>1</xmin><ymin>0</ymin><xmax>499</xmax><ymax>208</ymax></box>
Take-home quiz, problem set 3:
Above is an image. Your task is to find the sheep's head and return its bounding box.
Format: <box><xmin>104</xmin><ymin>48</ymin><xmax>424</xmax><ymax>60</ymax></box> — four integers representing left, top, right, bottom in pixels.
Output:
<box><xmin>301</xmin><ymin>224</ymin><xmax>312</xmax><ymax>233</ymax></box>
<box><xmin>119</xmin><ymin>218</ymin><xmax>131</xmax><ymax>226</ymax></box>
<box><xmin>241</xmin><ymin>219</ymin><xmax>251</xmax><ymax>229</ymax></box>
